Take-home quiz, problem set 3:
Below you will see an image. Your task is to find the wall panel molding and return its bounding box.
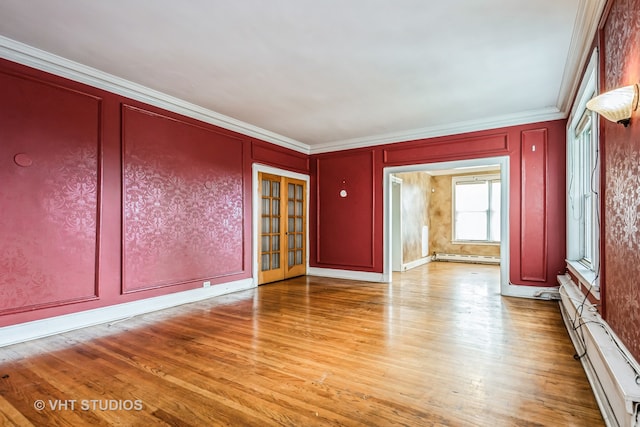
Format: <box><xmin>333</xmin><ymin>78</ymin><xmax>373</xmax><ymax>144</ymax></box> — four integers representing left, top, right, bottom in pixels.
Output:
<box><xmin>252</xmin><ymin>141</ymin><xmax>309</xmax><ymax>173</ymax></box>
<box><xmin>315</xmin><ymin>151</ymin><xmax>376</xmax><ymax>269</ymax></box>
<box><xmin>520</xmin><ymin>129</ymin><xmax>548</xmax><ymax>282</ymax></box>
<box><xmin>383</xmin><ymin>133</ymin><xmax>509</xmax><ymax>165</ymax></box>
<box><xmin>0</xmin><ymin>70</ymin><xmax>102</xmax><ymax>314</ymax></box>
<box><xmin>121</xmin><ymin>104</ymin><xmax>246</xmax><ymax>293</ymax></box>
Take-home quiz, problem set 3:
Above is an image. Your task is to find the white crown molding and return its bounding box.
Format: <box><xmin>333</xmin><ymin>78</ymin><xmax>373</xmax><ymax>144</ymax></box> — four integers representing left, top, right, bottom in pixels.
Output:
<box><xmin>1</xmin><ymin>0</ymin><xmax>604</xmax><ymax>160</ymax></box>
<box><xmin>309</xmin><ymin>107</ymin><xmax>565</xmax><ymax>154</ymax></box>
<box><xmin>555</xmin><ymin>0</ymin><xmax>607</xmax><ymax>114</ymax></box>
<box><xmin>309</xmin><ymin>0</ymin><xmax>606</xmax><ymax>156</ymax></box>
<box><xmin>0</xmin><ymin>36</ymin><xmax>311</xmax><ymax>155</ymax></box>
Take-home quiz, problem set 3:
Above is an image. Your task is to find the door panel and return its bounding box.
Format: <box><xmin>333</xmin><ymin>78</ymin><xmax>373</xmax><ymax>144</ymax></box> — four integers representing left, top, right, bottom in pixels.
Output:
<box><xmin>258</xmin><ymin>174</ymin><xmax>285</xmax><ymax>284</ymax></box>
<box><xmin>258</xmin><ymin>173</ymin><xmax>306</xmax><ymax>284</ymax></box>
<box><xmin>285</xmin><ymin>179</ymin><xmax>306</xmax><ymax>278</ymax></box>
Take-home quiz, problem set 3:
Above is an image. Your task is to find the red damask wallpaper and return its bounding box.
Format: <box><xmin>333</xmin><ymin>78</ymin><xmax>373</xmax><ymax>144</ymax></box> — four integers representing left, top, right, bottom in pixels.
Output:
<box><xmin>122</xmin><ymin>105</ymin><xmax>245</xmax><ymax>292</ymax></box>
<box><xmin>0</xmin><ymin>58</ymin><xmax>305</xmax><ymax>327</ymax></box>
<box><xmin>602</xmin><ymin>0</ymin><xmax>640</xmax><ymax>362</ymax></box>
<box><xmin>0</xmin><ymin>72</ymin><xmax>100</xmax><ymax>313</ymax></box>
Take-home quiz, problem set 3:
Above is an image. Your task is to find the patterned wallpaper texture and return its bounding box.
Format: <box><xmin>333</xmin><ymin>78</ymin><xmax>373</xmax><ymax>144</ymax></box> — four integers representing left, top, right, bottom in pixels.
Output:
<box><xmin>122</xmin><ymin>106</ymin><xmax>244</xmax><ymax>292</ymax></box>
<box><xmin>395</xmin><ymin>172</ymin><xmax>431</xmax><ymax>264</ymax></box>
<box><xmin>603</xmin><ymin>0</ymin><xmax>640</xmax><ymax>362</ymax></box>
<box><xmin>429</xmin><ymin>173</ymin><xmax>501</xmax><ymax>257</ymax></box>
<box><xmin>0</xmin><ymin>73</ymin><xmax>99</xmax><ymax>313</ymax></box>
<box><xmin>391</xmin><ymin>171</ymin><xmax>501</xmax><ymax>269</ymax></box>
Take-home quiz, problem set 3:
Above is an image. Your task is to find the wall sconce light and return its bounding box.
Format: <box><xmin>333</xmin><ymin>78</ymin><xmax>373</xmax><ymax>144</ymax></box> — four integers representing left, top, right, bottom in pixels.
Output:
<box><xmin>586</xmin><ymin>83</ymin><xmax>639</xmax><ymax>127</ymax></box>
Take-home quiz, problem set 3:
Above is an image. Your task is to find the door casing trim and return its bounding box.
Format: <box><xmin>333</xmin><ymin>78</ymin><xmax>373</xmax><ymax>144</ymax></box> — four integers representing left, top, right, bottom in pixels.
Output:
<box><xmin>252</xmin><ymin>164</ymin><xmax>310</xmax><ymax>285</ymax></box>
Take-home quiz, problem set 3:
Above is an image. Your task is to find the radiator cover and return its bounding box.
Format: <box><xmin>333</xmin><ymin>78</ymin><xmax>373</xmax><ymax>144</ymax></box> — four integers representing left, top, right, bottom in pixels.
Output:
<box><xmin>433</xmin><ymin>253</ymin><xmax>500</xmax><ymax>264</ymax></box>
<box><xmin>558</xmin><ymin>274</ymin><xmax>640</xmax><ymax>427</ymax></box>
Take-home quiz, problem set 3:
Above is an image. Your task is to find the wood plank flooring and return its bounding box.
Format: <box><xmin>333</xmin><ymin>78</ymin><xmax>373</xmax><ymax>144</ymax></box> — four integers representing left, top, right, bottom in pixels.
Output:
<box><xmin>0</xmin><ymin>262</ymin><xmax>603</xmax><ymax>426</ymax></box>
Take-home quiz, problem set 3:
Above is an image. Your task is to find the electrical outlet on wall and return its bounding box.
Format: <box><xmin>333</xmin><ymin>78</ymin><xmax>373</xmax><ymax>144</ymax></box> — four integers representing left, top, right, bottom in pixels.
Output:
<box><xmin>203</xmin><ymin>281</ymin><xmax>211</xmax><ymax>288</ymax></box>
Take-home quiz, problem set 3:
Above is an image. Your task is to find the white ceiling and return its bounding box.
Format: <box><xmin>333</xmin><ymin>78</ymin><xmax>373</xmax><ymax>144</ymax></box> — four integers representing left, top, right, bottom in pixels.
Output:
<box><xmin>0</xmin><ymin>1</ymin><xmax>604</xmax><ymax>154</ymax></box>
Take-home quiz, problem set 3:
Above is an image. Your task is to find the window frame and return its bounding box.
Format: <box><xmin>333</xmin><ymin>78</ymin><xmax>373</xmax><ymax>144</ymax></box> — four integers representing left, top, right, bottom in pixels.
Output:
<box><xmin>566</xmin><ymin>48</ymin><xmax>600</xmax><ymax>293</ymax></box>
<box><xmin>574</xmin><ymin>112</ymin><xmax>597</xmax><ymax>269</ymax></box>
<box><xmin>451</xmin><ymin>174</ymin><xmax>501</xmax><ymax>244</ymax></box>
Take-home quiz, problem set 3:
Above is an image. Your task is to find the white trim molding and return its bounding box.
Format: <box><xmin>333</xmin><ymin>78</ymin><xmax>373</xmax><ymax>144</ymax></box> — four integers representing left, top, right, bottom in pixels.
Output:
<box><xmin>308</xmin><ymin>267</ymin><xmax>388</xmax><ymax>283</ymax></box>
<box><xmin>251</xmin><ymin>164</ymin><xmax>311</xmax><ymax>286</ymax></box>
<box><xmin>502</xmin><ymin>283</ymin><xmax>561</xmax><ymax>300</ymax></box>
<box><xmin>555</xmin><ymin>0</ymin><xmax>608</xmax><ymax>114</ymax></box>
<box><xmin>0</xmin><ymin>36</ymin><xmax>310</xmax><ymax>155</ymax></box>
<box><xmin>384</xmin><ymin>156</ymin><xmax>511</xmax><ymax>295</ymax></box>
<box><xmin>402</xmin><ymin>257</ymin><xmax>432</xmax><ymax>271</ymax></box>
<box><xmin>308</xmin><ymin>0</ymin><xmax>606</xmax><ymax>155</ymax></box>
<box><xmin>0</xmin><ymin>278</ymin><xmax>254</xmax><ymax>348</ymax></box>
<box><xmin>311</xmin><ymin>107</ymin><xmax>564</xmax><ymax>155</ymax></box>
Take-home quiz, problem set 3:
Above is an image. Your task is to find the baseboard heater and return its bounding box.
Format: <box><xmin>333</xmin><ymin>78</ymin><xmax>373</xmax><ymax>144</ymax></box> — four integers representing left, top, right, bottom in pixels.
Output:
<box><xmin>558</xmin><ymin>274</ymin><xmax>640</xmax><ymax>427</ymax></box>
<box><xmin>433</xmin><ymin>253</ymin><xmax>500</xmax><ymax>264</ymax></box>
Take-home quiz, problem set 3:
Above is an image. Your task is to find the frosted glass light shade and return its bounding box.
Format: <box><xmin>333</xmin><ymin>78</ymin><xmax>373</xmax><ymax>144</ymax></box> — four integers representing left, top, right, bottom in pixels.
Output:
<box><xmin>586</xmin><ymin>84</ymin><xmax>639</xmax><ymax>126</ymax></box>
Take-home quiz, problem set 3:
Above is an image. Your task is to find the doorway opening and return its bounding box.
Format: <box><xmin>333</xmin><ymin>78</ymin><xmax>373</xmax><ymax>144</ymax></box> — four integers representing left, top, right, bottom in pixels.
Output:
<box><xmin>383</xmin><ymin>156</ymin><xmax>510</xmax><ymax>295</ymax></box>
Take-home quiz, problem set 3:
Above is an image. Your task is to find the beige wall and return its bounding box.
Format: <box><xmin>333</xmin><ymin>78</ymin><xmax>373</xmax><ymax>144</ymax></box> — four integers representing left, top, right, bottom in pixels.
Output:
<box><xmin>429</xmin><ymin>172</ymin><xmax>500</xmax><ymax>257</ymax></box>
<box><xmin>395</xmin><ymin>172</ymin><xmax>431</xmax><ymax>264</ymax></box>
<box><xmin>393</xmin><ymin>170</ymin><xmax>500</xmax><ymax>267</ymax></box>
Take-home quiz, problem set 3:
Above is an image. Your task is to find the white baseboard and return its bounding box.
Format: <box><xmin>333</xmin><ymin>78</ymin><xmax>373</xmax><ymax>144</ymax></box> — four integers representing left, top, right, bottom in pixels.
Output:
<box><xmin>0</xmin><ymin>278</ymin><xmax>255</xmax><ymax>348</ymax></box>
<box><xmin>402</xmin><ymin>257</ymin><xmax>431</xmax><ymax>271</ymax></box>
<box><xmin>308</xmin><ymin>267</ymin><xmax>388</xmax><ymax>283</ymax></box>
<box><xmin>502</xmin><ymin>282</ymin><xmax>560</xmax><ymax>299</ymax></box>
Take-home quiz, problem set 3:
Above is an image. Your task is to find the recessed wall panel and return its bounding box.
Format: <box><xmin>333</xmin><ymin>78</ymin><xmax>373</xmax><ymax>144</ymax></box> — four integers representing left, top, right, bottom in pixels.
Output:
<box><xmin>316</xmin><ymin>152</ymin><xmax>375</xmax><ymax>268</ymax></box>
<box><xmin>0</xmin><ymin>72</ymin><xmax>101</xmax><ymax>313</ymax></box>
<box><xmin>520</xmin><ymin>129</ymin><xmax>547</xmax><ymax>282</ymax></box>
<box><xmin>122</xmin><ymin>105</ymin><xmax>244</xmax><ymax>292</ymax></box>
<box><xmin>384</xmin><ymin>133</ymin><xmax>508</xmax><ymax>165</ymax></box>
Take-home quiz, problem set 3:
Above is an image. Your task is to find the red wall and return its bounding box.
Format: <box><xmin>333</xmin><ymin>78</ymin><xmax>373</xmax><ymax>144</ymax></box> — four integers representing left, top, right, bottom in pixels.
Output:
<box><xmin>1</xmin><ymin>69</ymin><xmax>101</xmax><ymax>313</ymax></box>
<box><xmin>599</xmin><ymin>0</ymin><xmax>640</xmax><ymax>362</ymax></box>
<box><xmin>311</xmin><ymin>121</ymin><xmax>567</xmax><ymax>288</ymax></box>
<box><xmin>311</xmin><ymin>151</ymin><xmax>379</xmax><ymax>269</ymax></box>
<box><xmin>121</xmin><ymin>105</ymin><xmax>246</xmax><ymax>292</ymax></box>
<box><xmin>0</xmin><ymin>58</ymin><xmax>308</xmax><ymax>327</ymax></box>
<box><xmin>0</xmin><ymin>54</ymin><xmax>568</xmax><ymax>330</ymax></box>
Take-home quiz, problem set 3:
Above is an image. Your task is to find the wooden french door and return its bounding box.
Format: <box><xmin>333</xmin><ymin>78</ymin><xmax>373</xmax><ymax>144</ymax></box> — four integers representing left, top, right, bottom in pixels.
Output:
<box><xmin>258</xmin><ymin>173</ymin><xmax>306</xmax><ymax>285</ymax></box>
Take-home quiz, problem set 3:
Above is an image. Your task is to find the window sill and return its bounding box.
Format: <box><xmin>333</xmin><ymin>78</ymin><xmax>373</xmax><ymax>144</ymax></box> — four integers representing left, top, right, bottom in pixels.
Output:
<box><xmin>565</xmin><ymin>259</ymin><xmax>600</xmax><ymax>300</ymax></box>
<box><xmin>451</xmin><ymin>241</ymin><xmax>500</xmax><ymax>246</ymax></box>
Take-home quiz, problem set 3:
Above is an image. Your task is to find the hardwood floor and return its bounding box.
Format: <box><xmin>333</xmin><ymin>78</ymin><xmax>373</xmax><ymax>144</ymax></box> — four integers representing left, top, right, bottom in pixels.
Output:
<box><xmin>0</xmin><ymin>262</ymin><xmax>603</xmax><ymax>426</ymax></box>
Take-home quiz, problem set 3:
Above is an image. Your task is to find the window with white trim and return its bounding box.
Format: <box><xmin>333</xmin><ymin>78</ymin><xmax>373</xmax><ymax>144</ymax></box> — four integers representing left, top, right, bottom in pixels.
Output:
<box><xmin>567</xmin><ymin>48</ymin><xmax>600</xmax><ymax>281</ymax></box>
<box><xmin>452</xmin><ymin>175</ymin><xmax>501</xmax><ymax>243</ymax></box>
<box><xmin>572</xmin><ymin>112</ymin><xmax>597</xmax><ymax>268</ymax></box>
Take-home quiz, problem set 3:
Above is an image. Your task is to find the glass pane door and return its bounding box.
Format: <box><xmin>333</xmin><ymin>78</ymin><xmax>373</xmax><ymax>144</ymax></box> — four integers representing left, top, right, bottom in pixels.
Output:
<box><xmin>258</xmin><ymin>173</ymin><xmax>306</xmax><ymax>284</ymax></box>
<box><xmin>285</xmin><ymin>178</ymin><xmax>306</xmax><ymax>277</ymax></box>
<box><xmin>258</xmin><ymin>174</ymin><xmax>285</xmax><ymax>284</ymax></box>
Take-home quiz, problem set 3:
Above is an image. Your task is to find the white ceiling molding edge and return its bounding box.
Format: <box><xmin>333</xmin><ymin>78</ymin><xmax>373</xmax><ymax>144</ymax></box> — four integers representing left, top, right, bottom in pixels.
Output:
<box><xmin>311</xmin><ymin>0</ymin><xmax>606</xmax><ymax>156</ymax></box>
<box><xmin>0</xmin><ymin>0</ymin><xmax>605</xmax><ymax>159</ymax></box>
<box><xmin>310</xmin><ymin>107</ymin><xmax>565</xmax><ymax>155</ymax></box>
<box><xmin>554</xmin><ymin>0</ymin><xmax>607</xmax><ymax>114</ymax></box>
<box><xmin>0</xmin><ymin>36</ymin><xmax>311</xmax><ymax>155</ymax></box>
